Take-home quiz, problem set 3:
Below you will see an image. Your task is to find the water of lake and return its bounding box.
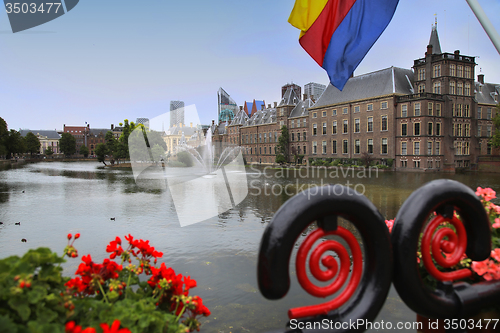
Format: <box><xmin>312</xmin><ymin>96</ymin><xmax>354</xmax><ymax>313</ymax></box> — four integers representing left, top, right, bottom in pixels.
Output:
<box><xmin>1</xmin><ymin>161</ymin><xmax>499</xmax><ymax>333</ymax></box>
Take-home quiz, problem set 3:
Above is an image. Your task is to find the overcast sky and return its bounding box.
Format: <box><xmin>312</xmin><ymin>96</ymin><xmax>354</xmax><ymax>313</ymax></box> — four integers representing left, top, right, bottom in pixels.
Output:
<box><xmin>1</xmin><ymin>0</ymin><xmax>499</xmax><ymax>131</ymax></box>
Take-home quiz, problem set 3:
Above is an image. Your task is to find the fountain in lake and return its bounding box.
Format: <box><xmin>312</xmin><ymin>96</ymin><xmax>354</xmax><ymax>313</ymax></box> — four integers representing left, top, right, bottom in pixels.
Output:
<box><xmin>130</xmin><ymin>125</ymin><xmax>248</xmax><ymax>227</ymax></box>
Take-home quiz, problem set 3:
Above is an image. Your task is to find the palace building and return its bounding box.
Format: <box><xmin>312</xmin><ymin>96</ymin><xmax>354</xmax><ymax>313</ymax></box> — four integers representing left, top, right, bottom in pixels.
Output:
<box><xmin>212</xmin><ymin>25</ymin><xmax>499</xmax><ymax>171</ymax></box>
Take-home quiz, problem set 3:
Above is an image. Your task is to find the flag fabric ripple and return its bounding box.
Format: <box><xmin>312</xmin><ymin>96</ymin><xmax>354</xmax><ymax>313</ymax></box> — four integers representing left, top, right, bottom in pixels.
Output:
<box><xmin>289</xmin><ymin>0</ymin><xmax>399</xmax><ymax>91</ymax></box>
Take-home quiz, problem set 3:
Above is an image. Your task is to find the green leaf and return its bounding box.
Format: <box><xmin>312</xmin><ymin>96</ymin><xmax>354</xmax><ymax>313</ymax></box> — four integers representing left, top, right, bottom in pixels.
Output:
<box><xmin>0</xmin><ymin>314</ymin><xmax>18</xmax><ymax>333</ymax></box>
<box><xmin>34</xmin><ymin>306</ymin><xmax>58</xmax><ymax>324</ymax></box>
<box><xmin>27</xmin><ymin>286</ymin><xmax>47</xmax><ymax>305</ymax></box>
<box><xmin>8</xmin><ymin>296</ymin><xmax>31</xmax><ymax>322</ymax></box>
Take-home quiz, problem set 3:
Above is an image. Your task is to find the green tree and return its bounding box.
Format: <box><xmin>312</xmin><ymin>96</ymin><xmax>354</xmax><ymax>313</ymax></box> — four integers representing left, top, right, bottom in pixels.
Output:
<box><xmin>80</xmin><ymin>145</ymin><xmax>89</xmax><ymax>157</ymax></box>
<box><xmin>59</xmin><ymin>133</ymin><xmax>76</xmax><ymax>156</ymax></box>
<box><xmin>25</xmin><ymin>132</ymin><xmax>41</xmax><ymax>156</ymax></box>
<box><xmin>105</xmin><ymin>131</ymin><xmax>119</xmax><ymax>164</ymax></box>
<box><xmin>491</xmin><ymin>105</ymin><xmax>500</xmax><ymax>148</ymax></box>
<box><xmin>118</xmin><ymin>119</ymin><xmax>137</xmax><ymax>161</ymax></box>
<box><xmin>95</xmin><ymin>143</ymin><xmax>108</xmax><ymax>166</ymax></box>
<box><xmin>45</xmin><ymin>146</ymin><xmax>54</xmax><ymax>156</ymax></box>
<box><xmin>0</xmin><ymin>117</ymin><xmax>8</xmax><ymax>158</ymax></box>
<box><xmin>6</xmin><ymin>130</ymin><xmax>26</xmax><ymax>159</ymax></box>
<box><xmin>276</xmin><ymin>125</ymin><xmax>289</xmax><ymax>163</ymax></box>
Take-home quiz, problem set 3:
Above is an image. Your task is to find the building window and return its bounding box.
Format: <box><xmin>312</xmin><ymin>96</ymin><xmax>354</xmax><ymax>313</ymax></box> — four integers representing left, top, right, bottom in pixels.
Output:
<box><xmin>457</xmin><ymin>82</ymin><xmax>463</xmax><ymax>95</ymax></box>
<box><xmin>401</xmin><ymin>142</ymin><xmax>407</xmax><ymax>155</ymax></box>
<box><xmin>322</xmin><ymin>141</ymin><xmax>327</xmax><ymax>154</ymax></box>
<box><xmin>433</xmin><ymin>65</ymin><xmax>441</xmax><ymax>77</ymax></box>
<box><xmin>450</xmin><ymin>81</ymin><xmax>455</xmax><ymax>94</ymax></box>
<box><xmin>322</xmin><ymin>111</ymin><xmax>327</xmax><ymax>117</ymax></box>
<box><xmin>402</xmin><ymin>123</ymin><xmax>407</xmax><ymax>136</ymax></box>
<box><xmin>303</xmin><ymin>119</ymin><xmax>307</xmax><ymax>127</ymax></box>
<box><xmin>343</xmin><ymin>120</ymin><xmax>348</xmax><ymax>133</ymax></box>
<box><xmin>418</xmin><ymin>68</ymin><xmax>425</xmax><ymax>80</ymax></box>
<box><xmin>464</xmin><ymin>141</ymin><xmax>470</xmax><ymax>155</ymax></box>
<box><xmin>297</xmin><ymin>132</ymin><xmax>301</xmax><ymax>141</ymax></box>
<box><xmin>455</xmin><ymin>141</ymin><xmax>462</xmax><ymax>155</ymax></box>
<box><xmin>264</xmin><ymin>147</ymin><xmax>267</xmax><ymax>154</ymax></box>
<box><xmin>402</xmin><ymin>104</ymin><xmax>407</xmax><ymax>117</ymax></box>
<box><xmin>332</xmin><ymin>121</ymin><xmax>337</xmax><ymax>134</ymax></box>
<box><xmin>435</xmin><ymin>142</ymin><xmax>440</xmax><ymax>155</ymax></box>
<box><xmin>414</xmin><ymin>123</ymin><xmax>420</xmax><ymax>136</ymax></box>
<box><xmin>487</xmin><ymin>126</ymin><xmax>492</xmax><ymax>137</ymax></box>
<box><xmin>367</xmin><ymin>104</ymin><xmax>373</xmax><ymax>111</ymax></box>
<box><xmin>280</xmin><ymin>121</ymin><xmax>284</xmax><ymax>127</ymax></box>
<box><xmin>457</xmin><ymin>65</ymin><xmax>463</xmax><ymax>77</ymax></box>
<box><xmin>291</xmin><ymin>120</ymin><xmax>295</xmax><ymax>128</ymax></box>
<box><xmin>428</xmin><ymin>141</ymin><xmax>432</xmax><ymax>155</ymax></box>
<box><xmin>487</xmin><ymin>108</ymin><xmax>492</xmax><ymax>120</ymax></box>
<box><xmin>381</xmin><ymin>101</ymin><xmax>388</xmax><ymax>109</ymax></box>
<box><xmin>478</xmin><ymin>125</ymin><xmax>482</xmax><ymax>137</ymax></box>
<box><xmin>313</xmin><ymin>123</ymin><xmax>317</xmax><ymax>135</ymax></box>
<box><xmin>414</xmin><ymin>142</ymin><xmax>420</xmax><ymax>155</ymax></box>
<box><xmin>354</xmin><ymin>119</ymin><xmax>360</xmax><ymax>133</ymax></box>
<box><xmin>313</xmin><ymin>112</ymin><xmax>317</xmax><ymax>118</ymax></box>
<box><xmin>436</xmin><ymin>123</ymin><xmax>441</xmax><ymax>136</ymax></box>
<box><xmin>354</xmin><ymin>105</ymin><xmax>360</xmax><ymax>113</ymax></box>
<box><xmin>291</xmin><ymin>133</ymin><xmax>294</xmax><ymax>141</ymax></box>
<box><xmin>303</xmin><ymin>131</ymin><xmax>306</xmax><ymax>141</ymax></box>
<box><xmin>343</xmin><ymin>107</ymin><xmax>348</xmax><ymax>114</ymax></box>
<box><xmin>478</xmin><ymin>107</ymin><xmax>482</xmax><ymax>119</ymax></box>
<box><xmin>303</xmin><ymin>146</ymin><xmax>306</xmax><ymax>154</ymax></box>
<box><xmin>414</xmin><ymin>103</ymin><xmax>421</xmax><ymax>116</ymax></box>
<box><xmin>367</xmin><ymin>117</ymin><xmax>373</xmax><ymax>132</ymax></box>
<box><xmin>465</xmin><ymin>66</ymin><xmax>471</xmax><ymax>78</ymax></box>
<box><xmin>343</xmin><ymin>140</ymin><xmax>348</xmax><ymax>154</ymax></box>
<box><xmin>313</xmin><ymin>141</ymin><xmax>317</xmax><ymax>154</ymax></box>
<box><xmin>418</xmin><ymin>84</ymin><xmax>425</xmax><ymax>93</ymax></box>
<box><xmin>456</xmin><ymin>123</ymin><xmax>463</xmax><ymax>136</ymax></box>
<box><xmin>259</xmin><ymin>133</ymin><xmax>262</xmax><ymax>143</ymax></box>
<box><xmin>428</xmin><ymin>102</ymin><xmax>433</xmax><ymax>116</ymax></box>
<box><xmin>381</xmin><ymin>138</ymin><xmax>388</xmax><ymax>154</ymax></box>
<box><xmin>428</xmin><ymin>122</ymin><xmax>433</xmax><ymax>135</ymax></box>
<box><xmin>264</xmin><ymin>133</ymin><xmax>267</xmax><ymax>143</ymax></box>
<box><xmin>332</xmin><ymin>109</ymin><xmax>337</xmax><ymax>116</ymax></box>
<box><xmin>355</xmin><ymin>139</ymin><xmax>360</xmax><ymax>154</ymax></box>
<box><xmin>322</xmin><ymin>122</ymin><xmax>327</xmax><ymax>135</ymax></box>
<box><xmin>367</xmin><ymin>139</ymin><xmax>373</xmax><ymax>154</ymax></box>
<box><xmin>433</xmin><ymin>81</ymin><xmax>441</xmax><ymax>94</ymax></box>
<box><xmin>275</xmin><ymin>132</ymin><xmax>278</xmax><ymax>142</ymax></box>
<box><xmin>381</xmin><ymin>115</ymin><xmax>388</xmax><ymax>131</ymax></box>
<box><xmin>332</xmin><ymin>140</ymin><xmax>337</xmax><ymax>154</ymax></box>
<box><xmin>487</xmin><ymin>143</ymin><xmax>492</xmax><ymax>155</ymax></box>
<box><xmin>465</xmin><ymin>124</ymin><xmax>470</xmax><ymax>137</ymax></box>
<box><xmin>450</xmin><ymin>64</ymin><xmax>456</xmax><ymax>76</ymax></box>
<box><xmin>464</xmin><ymin>83</ymin><xmax>471</xmax><ymax>96</ymax></box>
<box><xmin>436</xmin><ymin>103</ymin><xmax>441</xmax><ymax>116</ymax></box>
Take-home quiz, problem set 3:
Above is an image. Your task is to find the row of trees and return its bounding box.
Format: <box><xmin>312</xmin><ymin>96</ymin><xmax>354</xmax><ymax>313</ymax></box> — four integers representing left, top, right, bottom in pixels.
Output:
<box><xmin>0</xmin><ymin>117</ymin><xmax>44</xmax><ymax>159</ymax></box>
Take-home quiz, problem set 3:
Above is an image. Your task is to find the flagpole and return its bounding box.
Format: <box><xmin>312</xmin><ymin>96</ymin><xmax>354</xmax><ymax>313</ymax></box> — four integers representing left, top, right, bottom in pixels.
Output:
<box><xmin>465</xmin><ymin>0</ymin><xmax>500</xmax><ymax>55</ymax></box>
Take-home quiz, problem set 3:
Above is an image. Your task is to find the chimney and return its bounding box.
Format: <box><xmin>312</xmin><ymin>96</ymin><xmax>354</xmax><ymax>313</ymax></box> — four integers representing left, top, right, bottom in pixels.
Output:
<box><xmin>111</xmin><ymin>124</ymin><xmax>114</xmax><ymax>130</ymax></box>
<box><xmin>239</xmin><ymin>105</ymin><xmax>243</xmax><ymax>111</ymax></box>
<box><xmin>303</xmin><ymin>94</ymin><xmax>307</xmax><ymax>101</ymax></box>
<box><xmin>261</xmin><ymin>104</ymin><xmax>265</xmax><ymax>110</ymax></box>
<box><xmin>274</xmin><ymin>101</ymin><xmax>277</xmax><ymax>108</ymax></box>
<box><xmin>268</xmin><ymin>104</ymin><xmax>271</xmax><ymax>108</ymax></box>
<box><xmin>478</xmin><ymin>74</ymin><xmax>484</xmax><ymax>84</ymax></box>
<box><xmin>454</xmin><ymin>50</ymin><xmax>460</xmax><ymax>59</ymax></box>
<box><xmin>212</xmin><ymin>120</ymin><xmax>215</xmax><ymax>125</ymax></box>
<box><xmin>426</xmin><ymin>44</ymin><xmax>433</xmax><ymax>56</ymax></box>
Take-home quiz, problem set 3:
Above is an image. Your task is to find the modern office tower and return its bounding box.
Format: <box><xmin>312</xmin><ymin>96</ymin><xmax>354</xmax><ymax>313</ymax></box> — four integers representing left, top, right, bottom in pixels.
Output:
<box><xmin>170</xmin><ymin>101</ymin><xmax>185</xmax><ymax>127</ymax></box>
<box><xmin>135</xmin><ymin>118</ymin><xmax>150</xmax><ymax>128</ymax></box>
<box><xmin>218</xmin><ymin>87</ymin><xmax>239</xmax><ymax>123</ymax></box>
<box><xmin>304</xmin><ymin>82</ymin><xmax>327</xmax><ymax>101</ymax></box>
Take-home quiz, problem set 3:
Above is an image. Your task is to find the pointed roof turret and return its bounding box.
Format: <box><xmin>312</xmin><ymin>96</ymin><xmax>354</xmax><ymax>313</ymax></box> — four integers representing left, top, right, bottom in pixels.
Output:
<box><xmin>428</xmin><ymin>24</ymin><xmax>442</xmax><ymax>54</ymax></box>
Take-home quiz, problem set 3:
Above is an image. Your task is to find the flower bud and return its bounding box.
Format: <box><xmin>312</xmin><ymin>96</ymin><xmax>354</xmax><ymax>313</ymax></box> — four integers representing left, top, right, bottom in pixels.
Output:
<box><xmin>67</xmin><ymin>233</ymin><xmax>72</xmax><ymax>240</ymax></box>
<box><xmin>75</xmin><ymin>233</ymin><xmax>80</xmax><ymax>239</ymax></box>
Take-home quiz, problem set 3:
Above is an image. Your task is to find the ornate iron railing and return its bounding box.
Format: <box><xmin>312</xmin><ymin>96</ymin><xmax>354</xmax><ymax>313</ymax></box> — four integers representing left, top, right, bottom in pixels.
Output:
<box><xmin>258</xmin><ymin>179</ymin><xmax>500</xmax><ymax>332</ymax></box>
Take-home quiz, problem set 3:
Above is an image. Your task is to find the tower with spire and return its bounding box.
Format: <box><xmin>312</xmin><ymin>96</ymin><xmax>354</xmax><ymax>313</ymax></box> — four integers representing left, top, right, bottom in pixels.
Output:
<box><xmin>406</xmin><ymin>22</ymin><xmax>477</xmax><ymax>171</ymax></box>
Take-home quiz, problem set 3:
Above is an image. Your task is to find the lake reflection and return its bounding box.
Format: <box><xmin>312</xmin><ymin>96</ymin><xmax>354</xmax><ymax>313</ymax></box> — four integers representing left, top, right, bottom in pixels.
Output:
<box><xmin>1</xmin><ymin>161</ymin><xmax>499</xmax><ymax>333</ymax></box>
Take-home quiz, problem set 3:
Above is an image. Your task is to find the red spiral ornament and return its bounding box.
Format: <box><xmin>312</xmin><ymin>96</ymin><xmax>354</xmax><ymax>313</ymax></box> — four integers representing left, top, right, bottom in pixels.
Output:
<box><xmin>288</xmin><ymin>226</ymin><xmax>363</xmax><ymax>319</ymax></box>
<box><xmin>421</xmin><ymin>214</ymin><xmax>472</xmax><ymax>281</ymax></box>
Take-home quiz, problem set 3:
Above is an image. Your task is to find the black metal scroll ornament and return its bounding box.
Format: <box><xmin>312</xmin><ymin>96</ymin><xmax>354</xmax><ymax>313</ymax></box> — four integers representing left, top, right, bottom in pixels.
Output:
<box><xmin>392</xmin><ymin>179</ymin><xmax>500</xmax><ymax>320</ymax></box>
<box><xmin>257</xmin><ymin>185</ymin><xmax>392</xmax><ymax>333</ymax></box>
